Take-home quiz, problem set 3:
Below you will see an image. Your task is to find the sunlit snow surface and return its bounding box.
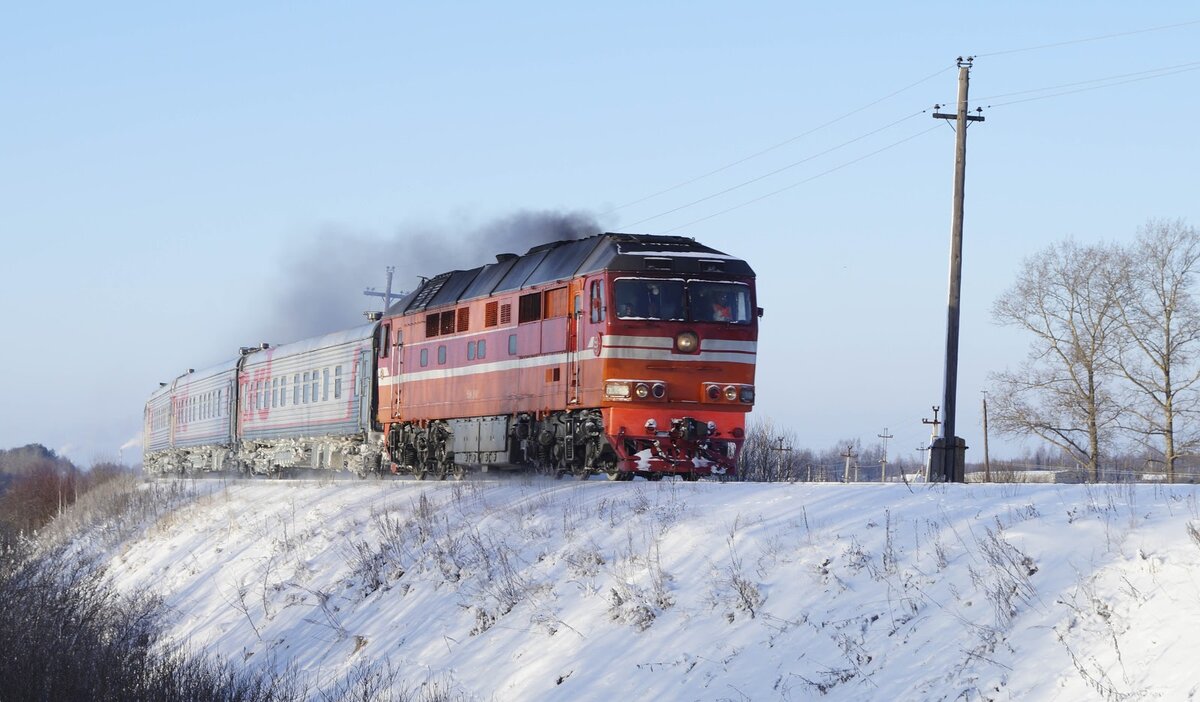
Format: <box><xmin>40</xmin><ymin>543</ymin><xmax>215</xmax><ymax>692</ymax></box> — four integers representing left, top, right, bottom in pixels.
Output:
<box><xmin>100</xmin><ymin>477</ymin><xmax>1200</xmax><ymax>700</ymax></box>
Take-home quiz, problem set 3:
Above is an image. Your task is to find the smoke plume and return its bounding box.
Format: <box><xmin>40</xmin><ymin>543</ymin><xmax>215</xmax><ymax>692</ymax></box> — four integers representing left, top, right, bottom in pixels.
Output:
<box><xmin>257</xmin><ymin>210</ymin><xmax>601</xmax><ymax>343</ymax></box>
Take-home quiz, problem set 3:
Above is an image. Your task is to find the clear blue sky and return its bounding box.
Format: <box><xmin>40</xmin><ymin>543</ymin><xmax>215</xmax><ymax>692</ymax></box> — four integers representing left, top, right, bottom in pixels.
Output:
<box><xmin>2</xmin><ymin>2</ymin><xmax>1197</xmax><ymax>465</ymax></box>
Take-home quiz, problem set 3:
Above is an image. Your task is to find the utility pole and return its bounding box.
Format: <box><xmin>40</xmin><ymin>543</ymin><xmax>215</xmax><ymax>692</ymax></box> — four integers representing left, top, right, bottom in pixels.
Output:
<box><xmin>932</xmin><ymin>56</ymin><xmax>984</xmax><ymax>483</ymax></box>
<box><xmin>364</xmin><ymin>266</ymin><xmax>402</xmax><ymax>312</ymax></box>
<box><xmin>878</xmin><ymin>428</ymin><xmax>893</xmax><ymax>483</ymax></box>
<box><xmin>922</xmin><ymin>406</ymin><xmax>941</xmax><ymax>482</ymax></box>
<box><xmin>841</xmin><ymin>445</ymin><xmax>856</xmax><ymax>483</ymax></box>
<box><xmin>981</xmin><ymin>391</ymin><xmax>991</xmax><ymax>482</ymax></box>
<box><xmin>768</xmin><ymin>437</ymin><xmax>793</xmax><ymax>482</ymax></box>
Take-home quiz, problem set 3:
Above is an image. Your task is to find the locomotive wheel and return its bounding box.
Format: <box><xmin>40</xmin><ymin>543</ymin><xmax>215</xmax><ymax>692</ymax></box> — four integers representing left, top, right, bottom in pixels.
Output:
<box><xmin>681</xmin><ymin>473</ymin><xmax>699</xmax><ymax>482</ymax></box>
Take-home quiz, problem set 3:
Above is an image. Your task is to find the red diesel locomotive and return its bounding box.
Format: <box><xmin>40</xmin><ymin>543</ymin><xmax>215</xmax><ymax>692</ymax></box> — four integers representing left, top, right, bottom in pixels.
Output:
<box><xmin>378</xmin><ymin>232</ymin><xmax>760</xmax><ymax>480</ymax></box>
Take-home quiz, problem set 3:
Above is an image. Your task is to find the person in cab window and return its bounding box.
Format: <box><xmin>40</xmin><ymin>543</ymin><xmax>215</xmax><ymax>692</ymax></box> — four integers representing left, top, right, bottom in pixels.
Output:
<box><xmin>712</xmin><ymin>292</ymin><xmax>732</xmax><ymax>322</ymax></box>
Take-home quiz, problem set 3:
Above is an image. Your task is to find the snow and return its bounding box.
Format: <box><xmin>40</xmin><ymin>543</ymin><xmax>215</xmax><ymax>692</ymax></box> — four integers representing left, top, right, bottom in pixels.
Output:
<box><xmin>95</xmin><ymin>477</ymin><xmax>1200</xmax><ymax>700</ymax></box>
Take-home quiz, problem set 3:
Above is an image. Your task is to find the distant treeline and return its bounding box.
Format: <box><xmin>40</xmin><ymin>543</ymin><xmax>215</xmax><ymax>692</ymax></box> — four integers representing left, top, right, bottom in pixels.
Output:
<box><xmin>0</xmin><ymin>443</ymin><xmax>132</xmax><ymax>549</ymax></box>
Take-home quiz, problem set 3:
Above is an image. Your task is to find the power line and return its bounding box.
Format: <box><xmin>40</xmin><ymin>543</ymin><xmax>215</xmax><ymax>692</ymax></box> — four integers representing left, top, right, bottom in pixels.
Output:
<box><xmin>661</xmin><ymin>124</ymin><xmax>940</xmax><ymax>233</ymax></box>
<box><xmin>984</xmin><ymin>62</ymin><xmax>1200</xmax><ymax>108</ymax></box>
<box><xmin>977</xmin><ymin>18</ymin><xmax>1200</xmax><ymax>58</ymax></box>
<box><xmin>974</xmin><ymin>60</ymin><xmax>1200</xmax><ymax>103</ymax></box>
<box><xmin>621</xmin><ymin>109</ymin><xmax>928</xmax><ymax>229</ymax></box>
<box><xmin>600</xmin><ymin>64</ymin><xmax>956</xmax><ymax>216</ymax></box>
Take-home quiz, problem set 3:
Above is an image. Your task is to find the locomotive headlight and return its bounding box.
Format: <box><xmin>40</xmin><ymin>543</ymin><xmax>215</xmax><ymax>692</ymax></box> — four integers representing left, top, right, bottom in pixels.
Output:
<box><xmin>724</xmin><ymin>385</ymin><xmax>738</xmax><ymax>401</ymax></box>
<box><xmin>605</xmin><ymin>381</ymin><xmax>631</xmax><ymax>399</ymax></box>
<box><xmin>706</xmin><ymin>384</ymin><xmax>720</xmax><ymax>400</ymax></box>
<box><xmin>674</xmin><ymin>331</ymin><xmax>699</xmax><ymax>353</ymax></box>
<box><xmin>635</xmin><ymin>383</ymin><xmax>651</xmax><ymax>399</ymax></box>
<box><xmin>740</xmin><ymin>386</ymin><xmax>755</xmax><ymax>403</ymax></box>
<box><xmin>652</xmin><ymin>382</ymin><xmax>667</xmax><ymax>399</ymax></box>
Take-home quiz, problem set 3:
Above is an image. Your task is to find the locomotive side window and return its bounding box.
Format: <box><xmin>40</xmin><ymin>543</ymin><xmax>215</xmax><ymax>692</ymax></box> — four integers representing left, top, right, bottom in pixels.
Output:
<box><xmin>518</xmin><ymin>293</ymin><xmax>541</xmax><ymax>323</ymax></box>
<box><xmin>508</xmin><ymin>334</ymin><xmax>517</xmax><ymax>355</ymax></box>
<box><xmin>420</xmin><ymin>349</ymin><xmax>429</xmax><ymax>367</ymax></box>
<box><xmin>590</xmin><ymin>280</ymin><xmax>605</xmax><ymax>322</ymax></box>
<box><xmin>478</xmin><ymin>339</ymin><xmax>486</xmax><ymax>359</ymax></box>
<box><xmin>380</xmin><ymin>324</ymin><xmax>391</xmax><ymax>358</ymax></box>
<box><xmin>467</xmin><ymin>341</ymin><xmax>476</xmax><ymax>361</ymax></box>
<box><xmin>438</xmin><ymin>345</ymin><xmax>447</xmax><ymax>365</ymax></box>
<box><xmin>614</xmin><ymin>279</ymin><xmax>685</xmax><ymax>320</ymax></box>
<box><xmin>544</xmin><ymin>287</ymin><xmax>568</xmax><ymax>318</ymax></box>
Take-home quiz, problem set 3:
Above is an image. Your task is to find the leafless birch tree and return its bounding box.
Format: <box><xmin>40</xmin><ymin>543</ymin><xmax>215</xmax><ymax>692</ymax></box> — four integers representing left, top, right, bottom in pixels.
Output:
<box><xmin>989</xmin><ymin>240</ymin><xmax>1127</xmax><ymax>481</ymax></box>
<box><xmin>1111</xmin><ymin>219</ymin><xmax>1200</xmax><ymax>482</ymax></box>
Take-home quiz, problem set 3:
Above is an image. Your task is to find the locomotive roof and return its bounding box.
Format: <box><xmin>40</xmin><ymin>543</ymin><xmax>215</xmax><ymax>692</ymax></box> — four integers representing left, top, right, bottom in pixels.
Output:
<box><xmin>388</xmin><ymin>232</ymin><xmax>753</xmax><ymax>314</ymax></box>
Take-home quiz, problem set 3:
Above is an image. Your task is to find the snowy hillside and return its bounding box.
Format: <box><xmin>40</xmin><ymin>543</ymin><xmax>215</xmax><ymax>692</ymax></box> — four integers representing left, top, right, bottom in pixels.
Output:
<box><xmin>96</xmin><ymin>477</ymin><xmax>1200</xmax><ymax>700</ymax></box>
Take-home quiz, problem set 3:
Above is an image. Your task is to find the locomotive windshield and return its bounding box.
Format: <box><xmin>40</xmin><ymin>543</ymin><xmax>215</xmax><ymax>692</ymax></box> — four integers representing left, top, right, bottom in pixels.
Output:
<box><xmin>614</xmin><ymin>278</ymin><xmax>751</xmax><ymax>324</ymax></box>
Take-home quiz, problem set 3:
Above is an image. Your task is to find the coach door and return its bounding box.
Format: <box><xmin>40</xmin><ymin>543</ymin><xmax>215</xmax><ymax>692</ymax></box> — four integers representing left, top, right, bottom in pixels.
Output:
<box><xmin>359</xmin><ymin>349</ymin><xmax>373</xmax><ymax>427</ymax></box>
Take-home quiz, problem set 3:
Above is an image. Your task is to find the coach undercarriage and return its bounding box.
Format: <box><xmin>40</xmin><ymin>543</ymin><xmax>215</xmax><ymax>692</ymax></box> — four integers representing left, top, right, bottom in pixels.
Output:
<box><xmin>145</xmin><ymin>434</ymin><xmax>382</xmax><ymax>477</ymax></box>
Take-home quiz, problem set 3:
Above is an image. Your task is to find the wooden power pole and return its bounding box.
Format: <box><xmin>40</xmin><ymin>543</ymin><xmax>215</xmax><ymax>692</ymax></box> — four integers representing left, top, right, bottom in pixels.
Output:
<box><xmin>931</xmin><ymin>56</ymin><xmax>984</xmax><ymax>483</ymax></box>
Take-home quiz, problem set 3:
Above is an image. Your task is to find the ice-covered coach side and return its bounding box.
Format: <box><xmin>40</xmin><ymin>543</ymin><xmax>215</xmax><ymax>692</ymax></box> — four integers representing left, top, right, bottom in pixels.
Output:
<box><xmin>143</xmin><ymin>325</ymin><xmax>381</xmax><ymax>475</ymax></box>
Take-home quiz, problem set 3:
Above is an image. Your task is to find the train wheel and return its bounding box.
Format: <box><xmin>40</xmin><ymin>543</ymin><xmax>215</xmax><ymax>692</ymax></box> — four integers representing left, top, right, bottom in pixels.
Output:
<box><xmin>682</xmin><ymin>473</ymin><xmax>699</xmax><ymax>482</ymax></box>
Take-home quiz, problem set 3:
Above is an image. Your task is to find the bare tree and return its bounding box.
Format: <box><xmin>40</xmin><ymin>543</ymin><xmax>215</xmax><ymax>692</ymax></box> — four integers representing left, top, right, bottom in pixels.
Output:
<box><xmin>990</xmin><ymin>240</ymin><xmax>1127</xmax><ymax>481</ymax></box>
<box><xmin>1111</xmin><ymin>219</ymin><xmax>1200</xmax><ymax>482</ymax></box>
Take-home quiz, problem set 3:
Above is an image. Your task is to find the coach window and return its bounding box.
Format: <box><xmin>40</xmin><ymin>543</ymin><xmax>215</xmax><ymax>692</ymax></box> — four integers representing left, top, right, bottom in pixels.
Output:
<box><xmin>508</xmin><ymin>334</ymin><xmax>517</xmax><ymax>356</ymax></box>
<box><xmin>311</xmin><ymin>371</ymin><xmax>319</xmax><ymax>402</ymax></box>
<box><xmin>334</xmin><ymin>366</ymin><xmax>342</xmax><ymax>399</ymax></box>
<box><xmin>438</xmin><ymin>345</ymin><xmax>447</xmax><ymax>365</ymax></box>
<box><xmin>467</xmin><ymin>341</ymin><xmax>476</xmax><ymax>361</ymax></box>
<box><xmin>302</xmin><ymin>372</ymin><xmax>310</xmax><ymax>403</ymax></box>
<box><xmin>293</xmin><ymin>374</ymin><xmax>300</xmax><ymax>405</ymax></box>
<box><xmin>323</xmin><ymin>369</ymin><xmax>330</xmax><ymax>401</ymax></box>
<box><xmin>271</xmin><ymin>379</ymin><xmax>278</xmax><ymax>408</ymax></box>
<box><xmin>478</xmin><ymin>339</ymin><xmax>486</xmax><ymax>359</ymax></box>
<box><xmin>420</xmin><ymin>348</ymin><xmax>429</xmax><ymax>367</ymax></box>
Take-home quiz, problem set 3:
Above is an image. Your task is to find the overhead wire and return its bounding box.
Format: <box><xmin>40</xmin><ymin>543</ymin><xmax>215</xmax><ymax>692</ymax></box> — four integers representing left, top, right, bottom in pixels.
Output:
<box><xmin>600</xmin><ymin>63</ymin><xmax>956</xmax><ymax>216</ymax></box>
<box><xmin>982</xmin><ymin>61</ymin><xmax>1200</xmax><ymax>108</ymax></box>
<box><xmin>611</xmin><ymin>18</ymin><xmax>1199</xmax><ymax>232</ymax></box>
<box><xmin>976</xmin><ymin>18</ymin><xmax>1200</xmax><ymax>58</ymax></box>
<box><xmin>621</xmin><ymin>109</ymin><xmax>929</xmax><ymax>229</ymax></box>
<box><xmin>661</xmin><ymin>125</ymin><xmax>941</xmax><ymax>234</ymax></box>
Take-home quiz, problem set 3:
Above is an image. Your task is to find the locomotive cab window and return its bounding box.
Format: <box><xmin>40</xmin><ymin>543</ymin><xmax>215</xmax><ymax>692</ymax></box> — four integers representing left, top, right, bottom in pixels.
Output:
<box><xmin>613</xmin><ymin>279</ymin><xmax>685</xmax><ymax>320</ymax></box>
<box><xmin>688</xmin><ymin>281</ymin><xmax>752</xmax><ymax>324</ymax></box>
